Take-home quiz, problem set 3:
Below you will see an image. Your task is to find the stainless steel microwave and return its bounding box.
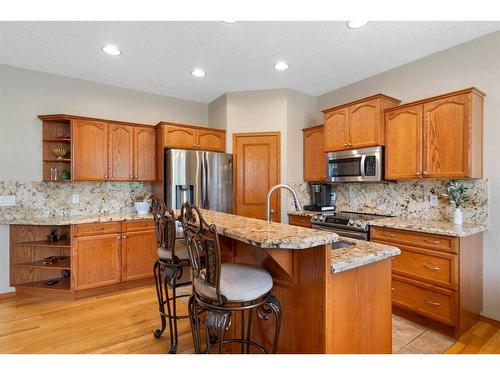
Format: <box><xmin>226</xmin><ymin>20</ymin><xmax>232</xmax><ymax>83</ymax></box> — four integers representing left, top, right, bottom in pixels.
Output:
<box><xmin>326</xmin><ymin>146</ymin><xmax>384</xmax><ymax>182</ymax></box>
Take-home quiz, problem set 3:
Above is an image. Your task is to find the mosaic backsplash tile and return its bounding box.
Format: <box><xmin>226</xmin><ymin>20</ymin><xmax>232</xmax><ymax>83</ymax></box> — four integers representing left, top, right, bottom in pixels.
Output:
<box><xmin>287</xmin><ymin>179</ymin><xmax>488</xmax><ymax>225</ymax></box>
<box><xmin>0</xmin><ymin>181</ymin><xmax>151</xmax><ymax>221</ymax></box>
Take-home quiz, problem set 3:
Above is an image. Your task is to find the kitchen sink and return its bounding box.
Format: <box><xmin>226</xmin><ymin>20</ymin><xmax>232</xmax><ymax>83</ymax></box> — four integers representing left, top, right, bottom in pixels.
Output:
<box><xmin>332</xmin><ymin>240</ymin><xmax>355</xmax><ymax>250</ymax></box>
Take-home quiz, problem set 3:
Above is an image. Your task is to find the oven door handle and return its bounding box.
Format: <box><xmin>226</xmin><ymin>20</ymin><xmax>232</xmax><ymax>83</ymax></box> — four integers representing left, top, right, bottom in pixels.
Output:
<box><xmin>360</xmin><ymin>154</ymin><xmax>367</xmax><ymax>178</ymax></box>
<box><xmin>311</xmin><ymin>224</ymin><xmax>368</xmax><ymax>240</ymax></box>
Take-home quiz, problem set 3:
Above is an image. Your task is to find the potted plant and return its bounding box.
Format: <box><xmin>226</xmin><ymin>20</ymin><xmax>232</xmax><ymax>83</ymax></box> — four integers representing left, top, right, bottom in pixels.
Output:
<box><xmin>133</xmin><ymin>192</ymin><xmax>151</xmax><ymax>216</ymax></box>
<box><xmin>442</xmin><ymin>181</ymin><xmax>470</xmax><ymax>225</ymax></box>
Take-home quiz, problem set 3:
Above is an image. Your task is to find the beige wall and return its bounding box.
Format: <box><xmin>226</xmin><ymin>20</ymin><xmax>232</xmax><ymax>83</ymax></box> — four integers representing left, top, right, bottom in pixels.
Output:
<box><xmin>318</xmin><ymin>30</ymin><xmax>500</xmax><ymax>320</ymax></box>
<box><xmin>0</xmin><ymin>63</ymin><xmax>208</xmax><ymax>293</ymax></box>
<box><xmin>208</xmin><ymin>94</ymin><xmax>228</xmax><ymax>130</ymax></box>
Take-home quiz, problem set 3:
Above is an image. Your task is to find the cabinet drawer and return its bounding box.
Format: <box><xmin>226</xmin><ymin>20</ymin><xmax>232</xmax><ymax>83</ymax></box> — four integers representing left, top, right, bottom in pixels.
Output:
<box><xmin>122</xmin><ymin>219</ymin><xmax>155</xmax><ymax>232</ymax></box>
<box><xmin>392</xmin><ymin>276</ymin><xmax>456</xmax><ymax>326</ymax></box>
<box><xmin>74</xmin><ymin>222</ymin><xmax>122</xmax><ymax>237</ymax></box>
<box><xmin>392</xmin><ymin>246</ymin><xmax>457</xmax><ymax>290</ymax></box>
<box><xmin>288</xmin><ymin>214</ymin><xmax>312</xmax><ymax>228</ymax></box>
<box><xmin>371</xmin><ymin>227</ymin><xmax>455</xmax><ymax>253</ymax></box>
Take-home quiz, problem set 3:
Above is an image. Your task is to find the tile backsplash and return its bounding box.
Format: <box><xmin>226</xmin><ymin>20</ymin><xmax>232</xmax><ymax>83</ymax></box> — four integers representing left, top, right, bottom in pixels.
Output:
<box><xmin>0</xmin><ymin>181</ymin><xmax>151</xmax><ymax>221</ymax></box>
<box><xmin>287</xmin><ymin>179</ymin><xmax>488</xmax><ymax>225</ymax></box>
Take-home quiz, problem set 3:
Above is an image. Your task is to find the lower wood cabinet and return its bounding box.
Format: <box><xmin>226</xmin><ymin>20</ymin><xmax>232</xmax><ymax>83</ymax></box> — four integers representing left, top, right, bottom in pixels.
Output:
<box><xmin>121</xmin><ymin>226</ymin><xmax>157</xmax><ymax>282</ymax></box>
<box><xmin>288</xmin><ymin>214</ymin><xmax>312</xmax><ymax>228</ymax></box>
<box><xmin>371</xmin><ymin>226</ymin><xmax>483</xmax><ymax>338</ymax></box>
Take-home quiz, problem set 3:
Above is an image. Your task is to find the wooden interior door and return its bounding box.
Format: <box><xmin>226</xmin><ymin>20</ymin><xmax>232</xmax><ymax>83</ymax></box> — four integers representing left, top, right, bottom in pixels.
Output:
<box><xmin>163</xmin><ymin>125</ymin><xmax>197</xmax><ymax>149</ymax></box>
<box><xmin>121</xmin><ymin>230</ymin><xmax>157</xmax><ymax>281</ymax></box>
<box><xmin>72</xmin><ymin>120</ymin><xmax>108</xmax><ymax>180</ymax></box>
<box><xmin>109</xmin><ymin>123</ymin><xmax>134</xmax><ymax>181</ymax></box>
<box><xmin>197</xmin><ymin>129</ymin><xmax>225</xmax><ymax>152</ymax></box>
<box><xmin>324</xmin><ymin>108</ymin><xmax>349</xmax><ymax>151</ymax></box>
<box><xmin>423</xmin><ymin>94</ymin><xmax>469</xmax><ymax>178</ymax></box>
<box><xmin>134</xmin><ymin>126</ymin><xmax>156</xmax><ymax>180</ymax></box>
<box><xmin>73</xmin><ymin>234</ymin><xmax>121</xmax><ymax>290</ymax></box>
<box><xmin>385</xmin><ymin>105</ymin><xmax>423</xmax><ymax>180</ymax></box>
<box><xmin>233</xmin><ymin>132</ymin><xmax>280</xmax><ymax>222</ymax></box>
<box><xmin>349</xmin><ymin>99</ymin><xmax>379</xmax><ymax>148</ymax></box>
<box><xmin>303</xmin><ymin>125</ymin><xmax>326</xmax><ymax>182</ymax></box>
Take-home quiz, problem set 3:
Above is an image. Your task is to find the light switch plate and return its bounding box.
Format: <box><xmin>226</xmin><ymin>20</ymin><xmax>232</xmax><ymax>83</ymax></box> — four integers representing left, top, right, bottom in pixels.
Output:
<box><xmin>430</xmin><ymin>194</ymin><xmax>439</xmax><ymax>207</ymax></box>
<box><xmin>0</xmin><ymin>195</ymin><xmax>16</xmax><ymax>206</ymax></box>
<box><xmin>72</xmin><ymin>194</ymin><xmax>80</xmax><ymax>204</ymax></box>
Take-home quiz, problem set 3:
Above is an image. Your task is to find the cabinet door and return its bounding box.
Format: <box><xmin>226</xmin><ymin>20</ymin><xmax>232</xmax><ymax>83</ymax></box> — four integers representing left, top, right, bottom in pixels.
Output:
<box><xmin>324</xmin><ymin>108</ymin><xmax>349</xmax><ymax>151</ymax></box>
<box><xmin>72</xmin><ymin>120</ymin><xmax>108</xmax><ymax>180</ymax></box>
<box><xmin>73</xmin><ymin>233</ymin><xmax>121</xmax><ymax>290</ymax></box>
<box><xmin>385</xmin><ymin>105</ymin><xmax>423</xmax><ymax>180</ymax></box>
<box><xmin>423</xmin><ymin>94</ymin><xmax>470</xmax><ymax>178</ymax></box>
<box><xmin>163</xmin><ymin>125</ymin><xmax>197</xmax><ymax>149</ymax></box>
<box><xmin>134</xmin><ymin>126</ymin><xmax>156</xmax><ymax>181</ymax></box>
<box><xmin>121</xmin><ymin>230</ymin><xmax>157</xmax><ymax>281</ymax></box>
<box><xmin>197</xmin><ymin>129</ymin><xmax>225</xmax><ymax>152</ymax></box>
<box><xmin>109</xmin><ymin>124</ymin><xmax>134</xmax><ymax>181</ymax></box>
<box><xmin>303</xmin><ymin>126</ymin><xmax>326</xmax><ymax>182</ymax></box>
<box><xmin>349</xmin><ymin>99</ymin><xmax>380</xmax><ymax>148</ymax></box>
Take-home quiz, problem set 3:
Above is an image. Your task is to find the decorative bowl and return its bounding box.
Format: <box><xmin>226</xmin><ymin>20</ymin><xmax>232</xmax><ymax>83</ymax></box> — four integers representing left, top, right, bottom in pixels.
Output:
<box><xmin>52</xmin><ymin>148</ymin><xmax>68</xmax><ymax>160</ymax></box>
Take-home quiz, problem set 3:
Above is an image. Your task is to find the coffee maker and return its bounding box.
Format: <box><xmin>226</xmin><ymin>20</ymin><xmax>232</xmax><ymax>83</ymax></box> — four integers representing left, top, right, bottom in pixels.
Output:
<box><xmin>304</xmin><ymin>184</ymin><xmax>335</xmax><ymax>212</ymax></box>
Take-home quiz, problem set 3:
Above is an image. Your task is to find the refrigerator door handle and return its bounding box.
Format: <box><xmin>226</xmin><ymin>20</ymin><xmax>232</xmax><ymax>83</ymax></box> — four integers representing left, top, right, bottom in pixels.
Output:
<box><xmin>200</xmin><ymin>152</ymin><xmax>206</xmax><ymax>209</ymax></box>
<box><xmin>204</xmin><ymin>152</ymin><xmax>211</xmax><ymax>209</ymax></box>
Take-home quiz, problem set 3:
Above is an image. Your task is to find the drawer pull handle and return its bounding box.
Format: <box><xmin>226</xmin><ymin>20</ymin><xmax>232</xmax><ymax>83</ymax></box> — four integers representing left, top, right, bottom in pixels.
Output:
<box><xmin>424</xmin><ymin>300</ymin><xmax>440</xmax><ymax>307</ymax></box>
<box><xmin>93</xmin><ymin>227</ymin><xmax>106</xmax><ymax>231</ymax></box>
<box><xmin>424</xmin><ymin>239</ymin><xmax>440</xmax><ymax>244</ymax></box>
<box><xmin>384</xmin><ymin>232</ymin><xmax>396</xmax><ymax>237</ymax></box>
<box><xmin>391</xmin><ymin>288</ymin><xmax>395</xmax><ymax>291</ymax></box>
<box><xmin>424</xmin><ymin>264</ymin><xmax>440</xmax><ymax>271</ymax></box>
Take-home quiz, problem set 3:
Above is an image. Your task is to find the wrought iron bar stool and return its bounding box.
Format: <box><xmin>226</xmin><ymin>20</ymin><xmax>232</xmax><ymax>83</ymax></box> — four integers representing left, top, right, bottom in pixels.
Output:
<box><xmin>180</xmin><ymin>203</ymin><xmax>282</xmax><ymax>354</ymax></box>
<box><xmin>151</xmin><ymin>196</ymin><xmax>192</xmax><ymax>354</ymax></box>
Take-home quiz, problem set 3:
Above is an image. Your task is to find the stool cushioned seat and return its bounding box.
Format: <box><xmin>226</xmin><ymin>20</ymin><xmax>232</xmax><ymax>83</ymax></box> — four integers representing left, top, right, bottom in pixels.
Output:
<box><xmin>157</xmin><ymin>240</ymin><xmax>190</xmax><ymax>261</ymax></box>
<box><xmin>194</xmin><ymin>263</ymin><xmax>273</xmax><ymax>303</ymax></box>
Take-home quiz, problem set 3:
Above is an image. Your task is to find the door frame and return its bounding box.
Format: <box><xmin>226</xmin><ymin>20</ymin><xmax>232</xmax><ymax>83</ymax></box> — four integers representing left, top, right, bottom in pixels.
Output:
<box><xmin>232</xmin><ymin>131</ymin><xmax>281</xmax><ymax>221</ymax></box>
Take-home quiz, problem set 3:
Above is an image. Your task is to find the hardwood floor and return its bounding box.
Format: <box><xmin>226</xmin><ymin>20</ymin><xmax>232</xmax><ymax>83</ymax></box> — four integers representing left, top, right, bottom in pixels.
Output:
<box><xmin>0</xmin><ymin>285</ymin><xmax>499</xmax><ymax>354</ymax></box>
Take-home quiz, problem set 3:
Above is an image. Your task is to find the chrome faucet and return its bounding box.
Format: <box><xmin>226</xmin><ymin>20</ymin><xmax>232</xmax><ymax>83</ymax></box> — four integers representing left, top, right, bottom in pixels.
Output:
<box><xmin>266</xmin><ymin>184</ymin><xmax>303</xmax><ymax>222</ymax></box>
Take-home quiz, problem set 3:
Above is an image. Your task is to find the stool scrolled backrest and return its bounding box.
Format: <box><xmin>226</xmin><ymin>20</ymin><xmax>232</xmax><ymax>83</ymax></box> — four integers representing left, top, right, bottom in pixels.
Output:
<box><xmin>151</xmin><ymin>196</ymin><xmax>178</xmax><ymax>261</ymax></box>
<box><xmin>179</xmin><ymin>203</ymin><xmax>224</xmax><ymax>304</ymax></box>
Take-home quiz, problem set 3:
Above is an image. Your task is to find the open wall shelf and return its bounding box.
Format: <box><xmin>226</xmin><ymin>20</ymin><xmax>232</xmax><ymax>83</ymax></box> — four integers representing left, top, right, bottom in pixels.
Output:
<box><xmin>41</xmin><ymin>117</ymin><xmax>73</xmax><ymax>181</ymax></box>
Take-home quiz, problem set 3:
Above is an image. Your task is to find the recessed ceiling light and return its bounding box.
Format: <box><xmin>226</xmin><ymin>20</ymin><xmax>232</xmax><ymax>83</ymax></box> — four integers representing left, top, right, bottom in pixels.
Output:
<box><xmin>223</xmin><ymin>20</ymin><xmax>238</xmax><ymax>23</ymax></box>
<box><xmin>346</xmin><ymin>20</ymin><xmax>368</xmax><ymax>29</ymax></box>
<box><xmin>102</xmin><ymin>45</ymin><xmax>121</xmax><ymax>56</ymax></box>
<box><xmin>274</xmin><ymin>61</ymin><xmax>289</xmax><ymax>71</ymax></box>
<box><xmin>192</xmin><ymin>68</ymin><xmax>206</xmax><ymax>77</ymax></box>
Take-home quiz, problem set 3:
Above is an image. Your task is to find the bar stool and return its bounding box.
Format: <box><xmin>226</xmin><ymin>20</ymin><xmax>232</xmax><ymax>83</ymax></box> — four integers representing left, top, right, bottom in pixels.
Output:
<box><xmin>179</xmin><ymin>203</ymin><xmax>282</xmax><ymax>354</ymax></box>
<box><xmin>151</xmin><ymin>196</ymin><xmax>192</xmax><ymax>354</ymax></box>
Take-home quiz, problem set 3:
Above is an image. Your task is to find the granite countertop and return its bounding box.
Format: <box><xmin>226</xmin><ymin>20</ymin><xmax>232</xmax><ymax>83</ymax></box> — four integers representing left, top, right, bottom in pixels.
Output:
<box><xmin>288</xmin><ymin>210</ymin><xmax>318</xmax><ymax>217</ymax></box>
<box><xmin>180</xmin><ymin>209</ymin><xmax>339</xmax><ymax>250</ymax></box>
<box><xmin>368</xmin><ymin>217</ymin><xmax>487</xmax><ymax>237</ymax></box>
<box><xmin>330</xmin><ymin>237</ymin><xmax>400</xmax><ymax>273</ymax></box>
<box><xmin>0</xmin><ymin>212</ymin><xmax>153</xmax><ymax>225</ymax></box>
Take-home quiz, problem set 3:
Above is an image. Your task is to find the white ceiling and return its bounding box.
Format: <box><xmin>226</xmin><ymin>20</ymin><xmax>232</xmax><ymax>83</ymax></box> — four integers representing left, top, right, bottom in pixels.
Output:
<box><xmin>0</xmin><ymin>21</ymin><xmax>499</xmax><ymax>103</ymax></box>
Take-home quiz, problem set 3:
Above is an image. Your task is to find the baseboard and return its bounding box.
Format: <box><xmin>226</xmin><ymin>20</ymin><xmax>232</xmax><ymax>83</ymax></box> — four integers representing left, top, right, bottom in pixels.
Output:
<box><xmin>479</xmin><ymin>315</ymin><xmax>500</xmax><ymax>327</ymax></box>
<box><xmin>0</xmin><ymin>291</ymin><xmax>16</xmax><ymax>301</ymax></box>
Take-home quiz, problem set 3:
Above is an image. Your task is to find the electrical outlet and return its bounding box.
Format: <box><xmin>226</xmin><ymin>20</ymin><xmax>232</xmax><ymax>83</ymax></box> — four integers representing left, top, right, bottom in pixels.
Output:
<box><xmin>0</xmin><ymin>195</ymin><xmax>16</xmax><ymax>206</ymax></box>
<box><xmin>430</xmin><ymin>194</ymin><xmax>439</xmax><ymax>207</ymax></box>
<box><xmin>71</xmin><ymin>194</ymin><xmax>80</xmax><ymax>204</ymax></box>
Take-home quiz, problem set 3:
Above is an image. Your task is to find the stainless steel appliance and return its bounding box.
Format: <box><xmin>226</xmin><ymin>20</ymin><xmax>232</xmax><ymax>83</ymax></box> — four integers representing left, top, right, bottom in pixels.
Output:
<box><xmin>303</xmin><ymin>184</ymin><xmax>335</xmax><ymax>212</ymax></box>
<box><xmin>326</xmin><ymin>146</ymin><xmax>383</xmax><ymax>183</ymax></box>
<box><xmin>164</xmin><ymin>149</ymin><xmax>233</xmax><ymax>212</ymax></box>
<box><xmin>310</xmin><ymin>211</ymin><xmax>390</xmax><ymax>240</ymax></box>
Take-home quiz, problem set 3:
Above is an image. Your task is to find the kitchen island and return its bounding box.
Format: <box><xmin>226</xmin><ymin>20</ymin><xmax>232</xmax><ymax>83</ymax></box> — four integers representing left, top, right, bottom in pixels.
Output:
<box><xmin>190</xmin><ymin>209</ymin><xmax>400</xmax><ymax>354</ymax></box>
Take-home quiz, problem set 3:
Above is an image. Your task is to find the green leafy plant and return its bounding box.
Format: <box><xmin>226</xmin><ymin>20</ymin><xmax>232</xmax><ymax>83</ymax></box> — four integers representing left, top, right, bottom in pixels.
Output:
<box><xmin>442</xmin><ymin>181</ymin><xmax>470</xmax><ymax>208</ymax></box>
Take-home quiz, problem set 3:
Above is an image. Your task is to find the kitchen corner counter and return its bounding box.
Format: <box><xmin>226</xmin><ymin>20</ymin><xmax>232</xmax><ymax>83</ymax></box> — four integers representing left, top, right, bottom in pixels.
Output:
<box><xmin>368</xmin><ymin>217</ymin><xmax>487</xmax><ymax>237</ymax></box>
<box><xmin>330</xmin><ymin>237</ymin><xmax>400</xmax><ymax>273</ymax></box>
<box><xmin>0</xmin><ymin>212</ymin><xmax>153</xmax><ymax>226</ymax></box>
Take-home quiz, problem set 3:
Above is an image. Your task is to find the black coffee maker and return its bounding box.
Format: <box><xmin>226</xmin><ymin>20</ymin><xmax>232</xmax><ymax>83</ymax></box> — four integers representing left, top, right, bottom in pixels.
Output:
<box><xmin>304</xmin><ymin>184</ymin><xmax>335</xmax><ymax>212</ymax></box>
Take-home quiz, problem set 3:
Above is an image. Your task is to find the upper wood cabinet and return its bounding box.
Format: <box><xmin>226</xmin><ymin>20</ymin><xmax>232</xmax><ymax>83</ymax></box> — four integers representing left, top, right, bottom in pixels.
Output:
<box><xmin>134</xmin><ymin>126</ymin><xmax>156</xmax><ymax>181</ymax></box>
<box><xmin>303</xmin><ymin>125</ymin><xmax>326</xmax><ymax>182</ymax></box>
<box><xmin>109</xmin><ymin>123</ymin><xmax>134</xmax><ymax>181</ymax></box>
<box><xmin>385</xmin><ymin>88</ymin><xmax>484</xmax><ymax>180</ymax></box>
<box><xmin>73</xmin><ymin>120</ymin><xmax>109</xmax><ymax>180</ymax></box>
<box><xmin>157</xmin><ymin>122</ymin><xmax>226</xmax><ymax>152</ymax></box>
<box><xmin>322</xmin><ymin>94</ymin><xmax>401</xmax><ymax>152</ymax></box>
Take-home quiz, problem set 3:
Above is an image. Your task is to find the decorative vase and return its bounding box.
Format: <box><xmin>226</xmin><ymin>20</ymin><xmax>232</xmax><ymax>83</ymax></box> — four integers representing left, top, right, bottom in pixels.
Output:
<box><xmin>134</xmin><ymin>201</ymin><xmax>151</xmax><ymax>216</ymax></box>
<box><xmin>454</xmin><ymin>207</ymin><xmax>463</xmax><ymax>225</ymax></box>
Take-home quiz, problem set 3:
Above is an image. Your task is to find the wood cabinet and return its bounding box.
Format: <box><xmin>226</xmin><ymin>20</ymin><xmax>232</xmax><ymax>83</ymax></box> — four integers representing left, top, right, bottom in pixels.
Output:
<box><xmin>121</xmin><ymin>220</ymin><xmax>156</xmax><ymax>281</ymax></box>
<box><xmin>322</xmin><ymin>94</ymin><xmax>400</xmax><ymax>152</ymax></box>
<box><xmin>158</xmin><ymin>122</ymin><xmax>226</xmax><ymax>152</ymax></box>
<box><xmin>371</xmin><ymin>226</ymin><xmax>483</xmax><ymax>338</ymax></box>
<box><xmin>303</xmin><ymin>125</ymin><xmax>326</xmax><ymax>182</ymax></box>
<box><xmin>109</xmin><ymin>123</ymin><xmax>134</xmax><ymax>181</ymax></box>
<box><xmin>288</xmin><ymin>214</ymin><xmax>312</xmax><ymax>228</ymax></box>
<box><xmin>385</xmin><ymin>88</ymin><xmax>484</xmax><ymax>180</ymax></box>
<box><xmin>134</xmin><ymin>126</ymin><xmax>156</xmax><ymax>180</ymax></box>
<box><xmin>73</xmin><ymin>119</ymin><xmax>109</xmax><ymax>180</ymax></box>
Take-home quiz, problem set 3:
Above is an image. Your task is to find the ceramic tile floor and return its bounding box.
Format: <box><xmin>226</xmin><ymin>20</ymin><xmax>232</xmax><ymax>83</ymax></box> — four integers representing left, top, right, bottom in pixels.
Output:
<box><xmin>392</xmin><ymin>314</ymin><xmax>456</xmax><ymax>354</ymax></box>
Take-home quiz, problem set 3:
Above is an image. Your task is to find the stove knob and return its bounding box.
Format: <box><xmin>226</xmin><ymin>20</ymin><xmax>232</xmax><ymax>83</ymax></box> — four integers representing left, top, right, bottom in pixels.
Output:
<box><xmin>356</xmin><ymin>220</ymin><xmax>363</xmax><ymax>228</ymax></box>
<box><xmin>319</xmin><ymin>216</ymin><xmax>326</xmax><ymax>222</ymax></box>
<box><xmin>312</xmin><ymin>215</ymin><xmax>318</xmax><ymax>221</ymax></box>
<box><xmin>348</xmin><ymin>219</ymin><xmax>354</xmax><ymax>226</ymax></box>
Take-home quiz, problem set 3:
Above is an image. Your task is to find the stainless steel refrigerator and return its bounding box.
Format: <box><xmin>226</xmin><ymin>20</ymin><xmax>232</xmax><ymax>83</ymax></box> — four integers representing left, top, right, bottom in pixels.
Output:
<box><xmin>164</xmin><ymin>149</ymin><xmax>233</xmax><ymax>213</ymax></box>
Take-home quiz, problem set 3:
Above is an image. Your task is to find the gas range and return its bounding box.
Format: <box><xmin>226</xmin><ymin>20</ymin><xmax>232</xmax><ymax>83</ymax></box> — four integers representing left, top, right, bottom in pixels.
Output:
<box><xmin>310</xmin><ymin>211</ymin><xmax>391</xmax><ymax>241</ymax></box>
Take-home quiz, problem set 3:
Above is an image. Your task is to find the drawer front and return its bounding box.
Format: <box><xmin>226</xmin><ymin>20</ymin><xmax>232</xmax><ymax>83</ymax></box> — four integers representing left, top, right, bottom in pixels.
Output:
<box><xmin>392</xmin><ymin>246</ymin><xmax>457</xmax><ymax>290</ymax></box>
<box><xmin>288</xmin><ymin>214</ymin><xmax>312</xmax><ymax>228</ymax></box>
<box><xmin>123</xmin><ymin>219</ymin><xmax>155</xmax><ymax>232</ymax></box>
<box><xmin>392</xmin><ymin>276</ymin><xmax>456</xmax><ymax>326</ymax></box>
<box><xmin>371</xmin><ymin>227</ymin><xmax>455</xmax><ymax>253</ymax></box>
<box><xmin>74</xmin><ymin>222</ymin><xmax>122</xmax><ymax>237</ymax></box>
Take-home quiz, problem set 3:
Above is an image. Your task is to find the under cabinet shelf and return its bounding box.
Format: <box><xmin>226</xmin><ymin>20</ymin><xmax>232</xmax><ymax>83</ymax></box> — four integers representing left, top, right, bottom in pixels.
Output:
<box><xmin>43</xmin><ymin>138</ymin><xmax>71</xmax><ymax>143</ymax></box>
<box><xmin>16</xmin><ymin>257</ymin><xmax>71</xmax><ymax>270</ymax></box>
<box><xmin>43</xmin><ymin>159</ymin><xmax>71</xmax><ymax>163</ymax></box>
<box><xmin>13</xmin><ymin>239</ymin><xmax>71</xmax><ymax>248</ymax></box>
<box><xmin>17</xmin><ymin>277</ymin><xmax>71</xmax><ymax>291</ymax></box>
